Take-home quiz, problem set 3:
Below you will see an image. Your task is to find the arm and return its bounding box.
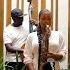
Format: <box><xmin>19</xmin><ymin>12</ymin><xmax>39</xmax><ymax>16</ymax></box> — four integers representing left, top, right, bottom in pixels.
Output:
<box><xmin>24</xmin><ymin>34</ymin><xmax>35</xmax><ymax>70</ymax></box>
<box><xmin>4</xmin><ymin>29</ymin><xmax>24</xmax><ymax>53</ymax></box>
<box><xmin>47</xmin><ymin>52</ymin><xmax>63</xmax><ymax>61</ymax></box>
<box><xmin>5</xmin><ymin>43</ymin><xmax>23</xmax><ymax>53</ymax></box>
<box><xmin>26</xmin><ymin>63</ymin><xmax>35</xmax><ymax>70</ymax></box>
<box><xmin>47</xmin><ymin>32</ymin><xmax>66</xmax><ymax>61</ymax></box>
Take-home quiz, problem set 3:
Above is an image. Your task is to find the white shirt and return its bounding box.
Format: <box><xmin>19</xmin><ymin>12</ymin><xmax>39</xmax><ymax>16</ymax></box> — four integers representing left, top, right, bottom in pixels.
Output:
<box><xmin>24</xmin><ymin>31</ymin><xmax>66</xmax><ymax>70</ymax></box>
<box><xmin>4</xmin><ymin>24</ymin><xmax>29</xmax><ymax>62</ymax></box>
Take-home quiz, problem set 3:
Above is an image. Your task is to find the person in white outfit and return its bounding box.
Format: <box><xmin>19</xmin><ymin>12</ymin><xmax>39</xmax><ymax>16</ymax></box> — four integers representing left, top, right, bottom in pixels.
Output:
<box><xmin>4</xmin><ymin>8</ymin><xmax>29</xmax><ymax>70</ymax></box>
<box><xmin>24</xmin><ymin>9</ymin><xmax>66</xmax><ymax>70</ymax></box>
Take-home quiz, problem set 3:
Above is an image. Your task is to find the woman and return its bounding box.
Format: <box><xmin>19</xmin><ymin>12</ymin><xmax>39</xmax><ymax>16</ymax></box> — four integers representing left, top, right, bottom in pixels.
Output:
<box><xmin>24</xmin><ymin>9</ymin><xmax>66</xmax><ymax>70</ymax></box>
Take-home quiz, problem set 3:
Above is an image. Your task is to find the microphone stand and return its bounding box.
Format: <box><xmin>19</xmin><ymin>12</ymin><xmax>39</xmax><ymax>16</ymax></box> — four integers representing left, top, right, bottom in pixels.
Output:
<box><xmin>28</xmin><ymin>0</ymin><xmax>33</xmax><ymax>33</ymax></box>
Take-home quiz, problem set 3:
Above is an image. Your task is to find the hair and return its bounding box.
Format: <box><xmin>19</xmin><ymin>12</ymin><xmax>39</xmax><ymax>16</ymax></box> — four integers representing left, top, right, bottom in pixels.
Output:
<box><xmin>37</xmin><ymin>24</ymin><xmax>42</xmax><ymax>43</ymax></box>
<box><xmin>37</xmin><ymin>23</ymin><xmax>42</xmax><ymax>69</ymax></box>
<box><xmin>39</xmin><ymin>9</ymin><xmax>52</xmax><ymax>20</ymax></box>
<box><xmin>38</xmin><ymin>9</ymin><xmax>51</xmax><ymax>36</ymax></box>
<box><xmin>38</xmin><ymin>10</ymin><xmax>51</xmax><ymax>68</ymax></box>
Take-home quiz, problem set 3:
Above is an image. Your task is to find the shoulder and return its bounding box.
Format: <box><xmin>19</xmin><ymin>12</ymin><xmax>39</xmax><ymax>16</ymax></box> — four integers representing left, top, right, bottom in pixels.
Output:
<box><xmin>4</xmin><ymin>24</ymin><xmax>13</xmax><ymax>33</ymax></box>
<box><xmin>5</xmin><ymin>24</ymin><xmax>14</xmax><ymax>31</ymax></box>
<box><xmin>27</xmin><ymin>32</ymin><xmax>37</xmax><ymax>40</ymax></box>
<box><xmin>51</xmin><ymin>31</ymin><xmax>63</xmax><ymax>36</ymax></box>
<box><xmin>51</xmin><ymin>31</ymin><xmax>59</xmax><ymax>34</ymax></box>
<box><xmin>28</xmin><ymin>32</ymin><xmax>37</xmax><ymax>37</ymax></box>
<box><xmin>5</xmin><ymin>24</ymin><xmax>12</xmax><ymax>29</ymax></box>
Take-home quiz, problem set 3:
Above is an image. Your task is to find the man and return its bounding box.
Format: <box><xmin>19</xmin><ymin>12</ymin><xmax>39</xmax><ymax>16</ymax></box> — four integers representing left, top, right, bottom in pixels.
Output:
<box><xmin>4</xmin><ymin>8</ymin><xmax>29</xmax><ymax>70</ymax></box>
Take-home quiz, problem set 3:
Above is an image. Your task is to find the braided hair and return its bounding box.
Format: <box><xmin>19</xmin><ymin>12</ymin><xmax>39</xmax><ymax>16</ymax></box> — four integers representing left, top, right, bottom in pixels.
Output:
<box><xmin>37</xmin><ymin>23</ymin><xmax>42</xmax><ymax>70</ymax></box>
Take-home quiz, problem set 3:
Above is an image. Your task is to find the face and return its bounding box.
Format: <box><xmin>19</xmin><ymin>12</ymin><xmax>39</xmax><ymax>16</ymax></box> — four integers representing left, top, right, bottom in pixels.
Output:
<box><xmin>39</xmin><ymin>12</ymin><xmax>52</xmax><ymax>28</ymax></box>
<box><xmin>13</xmin><ymin>16</ymin><xmax>23</xmax><ymax>27</ymax></box>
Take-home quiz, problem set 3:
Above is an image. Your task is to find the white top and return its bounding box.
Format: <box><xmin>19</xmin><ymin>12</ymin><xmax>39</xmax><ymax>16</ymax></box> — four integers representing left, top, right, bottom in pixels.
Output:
<box><xmin>24</xmin><ymin>31</ymin><xmax>66</xmax><ymax>70</ymax></box>
<box><xmin>4</xmin><ymin>24</ymin><xmax>29</xmax><ymax>62</ymax></box>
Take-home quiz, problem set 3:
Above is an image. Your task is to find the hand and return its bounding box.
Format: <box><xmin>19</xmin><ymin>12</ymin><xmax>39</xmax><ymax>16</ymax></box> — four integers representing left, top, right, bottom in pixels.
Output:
<box><xmin>20</xmin><ymin>44</ymin><xmax>25</xmax><ymax>62</ymax></box>
<box><xmin>19</xmin><ymin>44</ymin><xmax>25</xmax><ymax>53</ymax></box>
<box><xmin>46</xmin><ymin>52</ymin><xmax>53</xmax><ymax>59</ymax></box>
<box><xmin>20</xmin><ymin>52</ymin><xmax>24</xmax><ymax>62</ymax></box>
<box><xmin>30</xmin><ymin>19</ymin><xmax>38</xmax><ymax>26</ymax></box>
<box><xmin>47</xmin><ymin>52</ymin><xmax>63</xmax><ymax>61</ymax></box>
<box><xmin>17</xmin><ymin>48</ymin><xmax>24</xmax><ymax>53</ymax></box>
<box><xmin>26</xmin><ymin>63</ymin><xmax>35</xmax><ymax>70</ymax></box>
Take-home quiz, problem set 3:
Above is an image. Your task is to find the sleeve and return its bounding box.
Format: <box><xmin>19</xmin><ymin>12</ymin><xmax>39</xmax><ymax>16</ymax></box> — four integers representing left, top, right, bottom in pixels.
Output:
<box><xmin>24</xmin><ymin>34</ymin><xmax>33</xmax><ymax>64</ymax></box>
<box><xmin>4</xmin><ymin>30</ymin><xmax>12</xmax><ymax>44</ymax></box>
<box><xmin>58</xmin><ymin>32</ymin><xmax>67</xmax><ymax>58</ymax></box>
